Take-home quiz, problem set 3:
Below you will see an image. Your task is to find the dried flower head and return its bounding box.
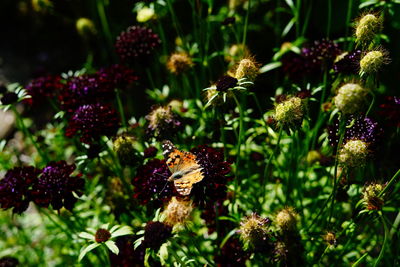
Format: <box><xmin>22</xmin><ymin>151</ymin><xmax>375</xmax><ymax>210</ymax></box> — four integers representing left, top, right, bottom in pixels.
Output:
<box><xmin>115</xmin><ymin>25</ymin><xmax>161</xmax><ymax>64</ymax></box>
<box><xmin>359</xmin><ymin>49</ymin><xmax>390</xmax><ymax>76</ymax></box>
<box><xmin>145</xmin><ymin>105</ymin><xmax>182</xmax><ymax>140</ymax></box>
<box><xmin>66</xmin><ymin>104</ymin><xmax>120</xmax><ymax>144</ymax></box>
<box><xmin>31</xmin><ymin>161</ymin><xmax>84</xmax><ymax>210</ymax></box>
<box><xmin>363</xmin><ymin>183</ymin><xmax>385</xmax><ymax>210</ymax></box>
<box><xmin>234</xmin><ymin>57</ymin><xmax>260</xmax><ymax>82</ymax></box>
<box><xmin>163</xmin><ymin>196</ymin><xmax>193</xmax><ymax>226</ymax></box>
<box><xmin>274</xmin><ymin>97</ymin><xmax>304</xmax><ymax>126</ymax></box>
<box><xmin>339</xmin><ymin>140</ymin><xmax>369</xmax><ymax>168</ymax></box>
<box><xmin>143</xmin><ymin>221</ymin><xmax>173</xmax><ymax>250</ymax></box>
<box><xmin>323</xmin><ymin>232</ymin><xmax>337</xmax><ymax>247</ymax></box>
<box><xmin>276</xmin><ymin>207</ymin><xmax>298</xmax><ymax>231</ymax></box>
<box><xmin>166</xmin><ymin>52</ymin><xmax>193</xmax><ymax>75</ymax></box>
<box><xmin>334</xmin><ymin>83</ymin><xmax>367</xmax><ymax>114</ymax></box>
<box><xmin>238</xmin><ymin>213</ymin><xmax>270</xmax><ymax>249</ymax></box>
<box><xmin>355</xmin><ymin>13</ymin><xmax>382</xmax><ymax>44</ymax></box>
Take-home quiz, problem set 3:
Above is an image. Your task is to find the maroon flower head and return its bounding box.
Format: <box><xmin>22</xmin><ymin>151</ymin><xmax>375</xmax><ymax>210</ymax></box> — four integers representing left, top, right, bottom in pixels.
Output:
<box><xmin>0</xmin><ymin>166</ymin><xmax>41</xmax><ymax>214</ymax></box>
<box><xmin>301</xmin><ymin>39</ymin><xmax>341</xmax><ymax>67</ymax></box>
<box><xmin>25</xmin><ymin>75</ymin><xmax>63</xmax><ymax>105</ymax></box>
<box><xmin>66</xmin><ymin>103</ymin><xmax>120</xmax><ymax>144</ymax></box>
<box><xmin>97</xmin><ymin>64</ymin><xmax>138</xmax><ymax>90</ymax></box>
<box><xmin>115</xmin><ymin>26</ymin><xmax>161</xmax><ymax>64</ymax></box>
<box><xmin>132</xmin><ymin>159</ymin><xmax>173</xmax><ymax>205</ymax></box>
<box><xmin>143</xmin><ymin>221</ymin><xmax>172</xmax><ymax>250</ymax></box>
<box><xmin>378</xmin><ymin>96</ymin><xmax>400</xmax><ymax>127</ymax></box>
<box><xmin>144</xmin><ymin>146</ymin><xmax>158</xmax><ymax>158</ymax></box>
<box><xmin>110</xmin><ymin>236</ymin><xmax>146</xmax><ymax>267</ymax></box>
<box><xmin>216</xmin><ymin>75</ymin><xmax>238</xmax><ymax>92</ymax></box>
<box><xmin>31</xmin><ymin>161</ymin><xmax>84</xmax><ymax>211</ymax></box>
<box><xmin>215</xmin><ymin>237</ymin><xmax>249</xmax><ymax>267</ymax></box>
<box><xmin>333</xmin><ymin>50</ymin><xmax>362</xmax><ymax>74</ymax></box>
<box><xmin>1</xmin><ymin>92</ymin><xmax>18</xmax><ymax>105</ymax></box>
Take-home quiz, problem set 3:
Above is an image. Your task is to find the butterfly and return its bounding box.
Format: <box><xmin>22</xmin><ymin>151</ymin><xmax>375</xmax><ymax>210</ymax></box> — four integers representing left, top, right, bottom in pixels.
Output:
<box><xmin>162</xmin><ymin>140</ymin><xmax>204</xmax><ymax>196</ymax></box>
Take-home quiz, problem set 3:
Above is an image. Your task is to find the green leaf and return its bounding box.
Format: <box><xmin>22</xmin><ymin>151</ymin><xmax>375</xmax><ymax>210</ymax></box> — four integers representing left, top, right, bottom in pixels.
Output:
<box><xmin>282</xmin><ymin>18</ymin><xmax>295</xmax><ymax>37</ymax></box>
<box><xmin>259</xmin><ymin>62</ymin><xmax>282</xmax><ymax>73</ymax></box>
<box><xmin>78</xmin><ymin>243</ymin><xmax>100</xmax><ymax>261</ymax></box>
<box><xmin>105</xmin><ymin>240</ymin><xmax>119</xmax><ymax>255</ymax></box>
<box><xmin>352</xmin><ymin>253</ymin><xmax>368</xmax><ymax>266</ymax></box>
<box><xmin>111</xmin><ymin>226</ymin><xmax>133</xmax><ymax>238</ymax></box>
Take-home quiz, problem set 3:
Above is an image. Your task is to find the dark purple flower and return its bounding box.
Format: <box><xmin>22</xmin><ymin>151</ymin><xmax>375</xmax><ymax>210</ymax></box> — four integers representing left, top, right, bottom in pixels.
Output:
<box><xmin>132</xmin><ymin>159</ymin><xmax>173</xmax><ymax>205</ymax></box>
<box><xmin>25</xmin><ymin>75</ymin><xmax>63</xmax><ymax>105</ymax></box>
<box><xmin>143</xmin><ymin>221</ymin><xmax>172</xmax><ymax>250</ymax></box>
<box><xmin>0</xmin><ymin>166</ymin><xmax>40</xmax><ymax>214</ymax></box>
<box><xmin>110</xmin><ymin>236</ymin><xmax>146</xmax><ymax>267</ymax></box>
<box><xmin>144</xmin><ymin>146</ymin><xmax>158</xmax><ymax>158</ymax></box>
<box><xmin>216</xmin><ymin>75</ymin><xmax>238</xmax><ymax>92</ymax></box>
<box><xmin>115</xmin><ymin>26</ymin><xmax>161</xmax><ymax>64</ymax></box>
<box><xmin>66</xmin><ymin>103</ymin><xmax>120</xmax><ymax>144</ymax></box>
<box><xmin>333</xmin><ymin>50</ymin><xmax>362</xmax><ymax>74</ymax></box>
<box><xmin>97</xmin><ymin>64</ymin><xmax>138</xmax><ymax>90</ymax></box>
<box><xmin>0</xmin><ymin>84</ymin><xmax>7</xmax><ymax>94</ymax></box>
<box><xmin>301</xmin><ymin>39</ymin><xmax>341</xmax><ymax>67</ymax></box>
<box><xmin>1</xmin><ymin>92</ymin><xmax>18</xmax><ymax>105</ymax></box>
<box><xmin>0</xmin><ymin>256</ymin><xmax>19</xmax><ymax>267</ymax></box>
<box><xmin>190</xmin><ymin>145</ymin><xmax>233</xmax><ymax>206</ymax></box>
<box><xmin>145</xmin><ymin>105</ymin><xmax>182</xmax><ymax>141</ymax></box>
<box><xmin>328</xmin><ymin>116</ymin><xmax>383</xmax><ymax>147</ymax></box>
<box><xmin>31</xmin><ymin>161</ymin><xmax>84</xmax><ymax>210</ymax></box>
<box><xmin>378</xmin><ymin>96</ymin><xmax>400</xmax><ymax>127</ymax></box>
<box><xmin>215</xmin><ymin>237</ymin><xmax>249</xmax><ymax>267</ymax></box>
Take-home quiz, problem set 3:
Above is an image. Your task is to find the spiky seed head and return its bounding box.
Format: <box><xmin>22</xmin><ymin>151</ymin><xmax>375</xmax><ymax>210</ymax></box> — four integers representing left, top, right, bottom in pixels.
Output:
<box><xmin>323</xmin><ymin>232</ymin><xmax>337</xmax><ymax>246</ymax></box>
<box><xmin>166</xmin><ymin>52</ymin><xmax>194</xmax><ymax>75</ymax></box>
<box><xmin>238</xmin><ymin>213</ymin><xmax>270</xmax><ymax>249</ymax></box>
<box><xmin>163</xmin><ymin>197</ymin><xmax>193</xmax><ymax>226</ymax></box>
<box><xmin>355</xmin><ymin>14</ymin><xmax>382</xmax><ymax>44</ymax></box>
<box><xmin>234</xmin><ymin>58</ymin><xmax>260</xmax><ymax>82</ymax></box>
<box><xmin>360</xmin><ymin>50</ymin><xmax>389</xmax><ymax>75</ymax></box>
<box><xmin>276</xmin><ymin>207</ymin><xmax>298</xmax><ymax>231</ymax></box>
<box><xmin>363</xmin><ymin>183</ymin><xmax>384</xmax><ymax>210</ymax></box>
<box><xmin>339</xmin><ymin>140</ymin><xmax>369</xmax><ymax>168</ymax></box>
<box><xmin>334</xmin><ymin>83</ymin><xmax>367</xmax><ymax>114</ymax></box>
<box><xmin>274</xmin><ymin>97</ymin><xmax>304</xmax><ymax>126</ymax></box>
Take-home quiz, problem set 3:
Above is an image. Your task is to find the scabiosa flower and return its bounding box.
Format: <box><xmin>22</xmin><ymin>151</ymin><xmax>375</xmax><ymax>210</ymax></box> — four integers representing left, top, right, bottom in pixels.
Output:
<box><xmin>276</xmin><ymin>207</ymin><xmax>298</xmax><ymax>232</ymax></box>
<box><xmin>338</xmin><ymin>140</ymin><xmax>369</xmax><ymax>168</ymax></box>
<box><xmin>143</xmin><ymin>221</ymin><xmax>173</xmax><ymax>250</ymax></box>
<box><xmin>1</xmin><ymin>92</ymin><xmax>18</xmax><ymax>105</ymax></box>
<box><xmin>190</xmin><ymin>145</ymin><xmax>233</xmax><ymax>205</ymax></box>
<box><xmin>110</xmin><ymin>236</ymin><xmax>146</xmax><ymax>267</ymax></box>
<box><xmin>302</xmin><ymin>39</ymin><xmax>341</xmax><ymax>67</ymax></box>
<box><xmin>0</xmin><ymin>166</ymin><xmax>40</xmax><ymax>214</ymax></box>
<box><xmin>333</xmin><ymin>50</ymin><xmax>362</xmax><ymax>74</ymax></box>
<box><xmin>115</xmin><ymin>26</ymin><xmax>161</xmax><ymax>64</ymax></box>
<box><xmin>215</xmin><ymin>237</ymin><xmax>249</xmax><ymax>267</ymax></box>
<box><xmin>334</xmin><ymin>83</ymin><xmax>367</xmax><ymax>114</ymax></box>
<box><xmin>66</xmin><ymin>104</ymin><xmax>120</xmax><ymax>144</ymax></box>
<box><xmin>132</xmin><ymin>159</ymin><xmax>173</xmax><ymax>205</ymax></box>
<box><xmin>234</xmin><ymin>57</ymin><xmax>260</xmax><ymax>82</ymax></box>
<box><xmin>163</xmin><ymin>196</ymin><xmax>193</xmax><ymax>227</ymax></box>
<box><xmin>97</xmin><ymin>64</ymin><xmax>138</xmax><ymax>90</ymax></box>
<box><xmin>31</xmin><ymin>161</ymin><xmax>84</xmax><ymax>210</ymax></box>
<box><xmin>378</xmin><ymin>96</ymin><xmax>400</xmax><ymax>127</ymax></box>
<box><xmin>166</xmin><ymin>52</ymin><xmax>194</xmax><ymax>75</ymax></box>
<box><xmin>144</xmin><ymin>146</ymin><xmax>158</xmax><ymax>158</ymax></box>
<box><xmin>216</xmin><ymin>75</ymin><xmax>238</xmax><ymax>92</ymax></box>
<box><xmin>355</xmin><ymin>13</ymin><xmax>382</xmax><ymax>45</ymax></box>
<box><xmin>238</xmin><ymin>213</ymin><xmax>271</xmax><ymax>251</ymax></box>
<box><xmin>359</xmin><ymin>50</ymin><xmax>390</xmax><ymax>76</ymax></box>
<box><xmin>274</xmin><ymin>96</ymin><xmax>304</xmax><ymax>127</ymax></box>
<box><xmin>145</xmin><ymin>105</ymin><xmax>182</xmax><ymax>140</ymax></box>
<box><xmin>113</xmin><ymin>135</ymin><xmax>140</xmax><ymax>166</ymax></box>
<box><xmin>24</xmin><ymin>75</ymin><xmax>63</xmax><ymax>105</ymax></box>
<box><xmin>362</xmin><ymin>183</ymin><xmax>385</xmax><ymax>211</ymax></box>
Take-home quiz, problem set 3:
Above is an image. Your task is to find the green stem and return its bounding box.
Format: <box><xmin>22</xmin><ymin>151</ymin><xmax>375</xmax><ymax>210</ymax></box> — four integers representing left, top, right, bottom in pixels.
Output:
<box><xmin>96</xmin><ymin>0</ymin><xmax>114</xmax><ymax>55</ymax></box>
<box><xmin>295</xmin><ymin>0</ymin><xmax>301</xmax><ymax>37</ymax></box>
<box><xmin>146</xmin><ymin>68</ymin><xmax>156</xmax><ymax>90</ymax></box>
<box><xmin>379</xmin><ymin>168</ymin><xmax>400</xmax><ymax>197</ymax></box>
<box><xmin>232</xmin><ymin>94</ymin><xmax>245</xmax><ymax>200</ymax></box>
<box><xmin>344</xmin><ymin>0</ymin><xmax>354</xmax><ymax>49</ymax></box>
<box><xmin>326</xmin><ymin>0</ymin><xmax>332</xmax><ymax>38</ymax></box>
<box><xmin>373</xmin><ymin>216</ymin><xmax>389</xmax><ymax>267</ymax></box>
<box><xmin>11</xmin><ymin>106</ymin><xmax>49</xmax><ymax>163</ymax></box>
<box><xmin>115</xmin><ymin>89</ymin><xmax>127</xmax><ymax>128</ymax></box>
<box><xmin>365</xmin><ymin>90</ymin><xmax>375</xmax><ymax>117</ymax></box>
<box><xmin>242</xmin><ymin>0</ymin><xmax>251</xmax><ymax>46</ymax></box>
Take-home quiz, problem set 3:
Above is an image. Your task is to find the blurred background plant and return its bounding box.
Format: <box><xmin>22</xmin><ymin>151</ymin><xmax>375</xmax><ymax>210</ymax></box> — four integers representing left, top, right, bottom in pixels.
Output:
<box><xmin>1</xmin><ymin>0</ymin><xmax>400</xmax><ymax>266</ymax></box>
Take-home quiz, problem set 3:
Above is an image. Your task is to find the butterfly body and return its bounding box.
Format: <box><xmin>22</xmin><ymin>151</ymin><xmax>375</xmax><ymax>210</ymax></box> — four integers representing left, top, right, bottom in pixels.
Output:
<box><xmin>162</xmin><ymin>140</ymin><xmax>204</xmax><ymax>196</ymax></box>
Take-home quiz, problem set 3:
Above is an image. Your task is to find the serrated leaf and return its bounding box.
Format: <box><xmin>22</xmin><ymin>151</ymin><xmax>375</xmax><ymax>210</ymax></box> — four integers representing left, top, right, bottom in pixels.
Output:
<box><xmin>78</xmin><ymin>243</ymin><xmax>100</xmax><ymax>261</ymax></box>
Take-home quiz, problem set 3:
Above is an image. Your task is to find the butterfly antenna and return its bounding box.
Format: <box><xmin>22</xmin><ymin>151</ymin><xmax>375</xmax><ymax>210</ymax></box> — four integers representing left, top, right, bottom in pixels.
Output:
<box><xmin>154</xmin><ymin>172</ymin><xmax>170</xmax><ymax>195</ymax></box>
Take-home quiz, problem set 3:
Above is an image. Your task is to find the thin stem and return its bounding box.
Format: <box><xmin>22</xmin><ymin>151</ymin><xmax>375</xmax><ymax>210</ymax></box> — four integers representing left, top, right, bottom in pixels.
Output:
<box><xmin>232</xmin><ymin>94</ymin><xmax>245</xmax><ymax>200</ymax></box>
<box><xmin>295</xmin><ymin>0</ymin><xmax>301</xmax><ymax>37</ymax></box>
<box><xmin>344</xmin><ymin>0</ymin><xmax>354</xmax><ymax>49</ymax></box>
<box><xmin>115</xmin><ymin>89</ymin><xmax>127</xmax><ymax>128</ymax></box>
<box><xmin>379</xmin><ymin>168</ymin><xmax>400</xmax><ymax>197</ymax></box>
<box><xmin>326</xmin><ymin>0</ymin><xmax>332</xmax><ymax>38</ymax></box>
<box><xmin>365</xmin><ymin>90</ymin><xmax>375</xmax><ymax>117</ymax></box>
<box><xmin>242</xmin><ymin>0</ymin><xmax>251</xmax><ymax>46</ymax></box>
<box><xmin>373</xmin><ymin>215</ymin><xmax>389</xmax><ymax>267</ymax></box>
<box><xmin>96</xmin><ymin>0</ymin><xmax>114</xmax><ymax>56</ymax></box>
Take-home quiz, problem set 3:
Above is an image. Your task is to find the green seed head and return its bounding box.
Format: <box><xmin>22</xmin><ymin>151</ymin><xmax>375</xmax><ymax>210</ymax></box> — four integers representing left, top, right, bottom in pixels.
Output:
<box><xmin>274</xmin><ymin>97</ymin><xmax>304</xmax><ymax>126</ymax></box>
<box><xmin>363</xmin><ymin>183</ymin><xmax>384</xmax><ymax>210</ymax></box>
<box><xmin>355</xmin><ymin>14</ymin><xmax>382</xmax><ymax>44</ymax></box>
<box><xmin>339</xmin><ymin>140</ymin><xmax>368</xmax><ymax>167</ymax></box>
<box><xmin>334</xmin><ymin>83</ymin><xmax>367</xmax><ymax>114</ymax></box>
<box><xmin>276</xmin><ymin>207</ymin><xmax>298</xmax><ymax>231</ymax></box>
<box><xmin>360</xmin><ymin>50</ymin><xmax>388</xmax><ymax>75</ymax></box>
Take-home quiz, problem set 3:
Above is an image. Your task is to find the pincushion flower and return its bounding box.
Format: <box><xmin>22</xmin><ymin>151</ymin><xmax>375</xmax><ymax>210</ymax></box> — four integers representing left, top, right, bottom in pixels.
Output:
<box><xmin>78</xmin><ymin>223</ymin><xmax>133</xmax><ymax>261</ymax></box>
<box><xmin>97</xmin><ymin>64</ymin><xmax>138</xmax><ymax>90</ymax></box>
<box><xmin>234</xmin><ymin>57</ymin><xmax>260</xmax><ymax>82</ymax></box>
<box><xmin>142</xmin><ymin>221</ymin><xmax>173</xmax><ymax>250</ymax></box>
<box><xmin>25</xmin><ymin>75</ymin><xmax>63</xmax><ymax>105</ymax></box>
<box><xmin>355</xmin><ymin>13</ymin><xmax>382</xmax><ymax>45</ymax></box>
<box><xmin>338</xmin><ymin>139</ymin><xmax>369</xmax><ymax>168</ymax></box>
<box><xmin>359</xmin><ymin>50</ymin><xmax>390</xmax><ymax>76</ymax></box>
<box><xmin>334</xmin><ymin>83</ymin><xmax>367</xmax><ymax>114</ymax></box>
<box><xmin>362</xmin><ymin>183</ymin><xmax>385</xmax><ymax>211</ymax></box>
<box><xmin>166</xmin><ymin>52</ymin><xmax>194</xmax><ymax>75</ymax></box>
<box><xmin>204</xmin><ymin>77</ymin><xmax>253</xmax><ymax>107</ymax></box>
<box><xmin>145</xmin><ymin>105</ymin><xmax>182</xmax><ymax>140</ymax></box>
<box><xmin>0</xmin><ymin>166</ymin><xmax>40</xmax><ymax>214</ymax></box>
<box><xmin>276</xmin><ymin>207</ymin><xmax>298</xmax><ymax>231</ymax></box>
<box><xmin>115</xmin><ymin>25</ymin><xmax>161</xmax><ymax>64</ymax></box>
<box><xmin>274</xmin><ymin>96</ymin><xmax>305</xmax><ymax>127</ymax></box>
<box><xmin>66</xmin><ymin>103</ymin><xmax>120</xmax><ymax>144</ymax></box>
<box><xmin>31</xmin><ymin>161</ymin><xmax>84</xmax><ymax>211</ymax></box>
<box><xmin>215</xmin><ymin>237</ymin><xmax>249</xmax><ymax>266</ymax></box>
<box><xmin>238</xmin><ymin>213</ymin><xmax>271</xmax><ymax>250</ymax></box>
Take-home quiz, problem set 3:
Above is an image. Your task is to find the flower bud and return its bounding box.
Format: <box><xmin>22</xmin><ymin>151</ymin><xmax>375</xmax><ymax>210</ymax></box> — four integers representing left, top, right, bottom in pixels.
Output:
<box><xmin>276</xmin><ymin>207</ymin><xmax>298</xmax><ymax>231</ymax></box>
<box><xmin>76</xmin><ymin>18</ymin><xmax>96</xmax><ymax>37</ymax></box>
<box><xmin>355</xmin><ymin>14</ymin><xmax>382</xmax><ymax>44</ymax></box>
<box><xmin>363</xmin><ymin>183</ymin><xmax>384</xmax><ymax>210</ymax></box>
<box><xmin>274</xmin><ymin>97</ymin><xmax>304</xmax><ymax>126</ymax></box>
<box><xmin>163</xmin><ymin>197</ymin><xmax>193</xmax><ymax>226</ymax></box>
<box><xmin>334</xmin><ymin>83</ymin><xmax>367</xmax><ymax>114</ymax></box>
<box><xmin>360</xmin><ymin>50</ymin><xmax>389</xmax><ymax>75</ymax></box>
<box><xmin>339</xmin><ymin>140</ymin><xmax>368</xmax><ymax>167</ymax></box>
<box><xmin>166</xmin><ymin>52</ymin><xmax>193</xmax><ymax>75</ymax></box>
<box><xmin>137</xmin><ymin>7</ymin><xmax>155</xmax><ymax>23</ymax></box>
<box><xmin>113</xmin><ymin>136</ymin><xmax>139</xmax><ymax>166</ymax></box>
